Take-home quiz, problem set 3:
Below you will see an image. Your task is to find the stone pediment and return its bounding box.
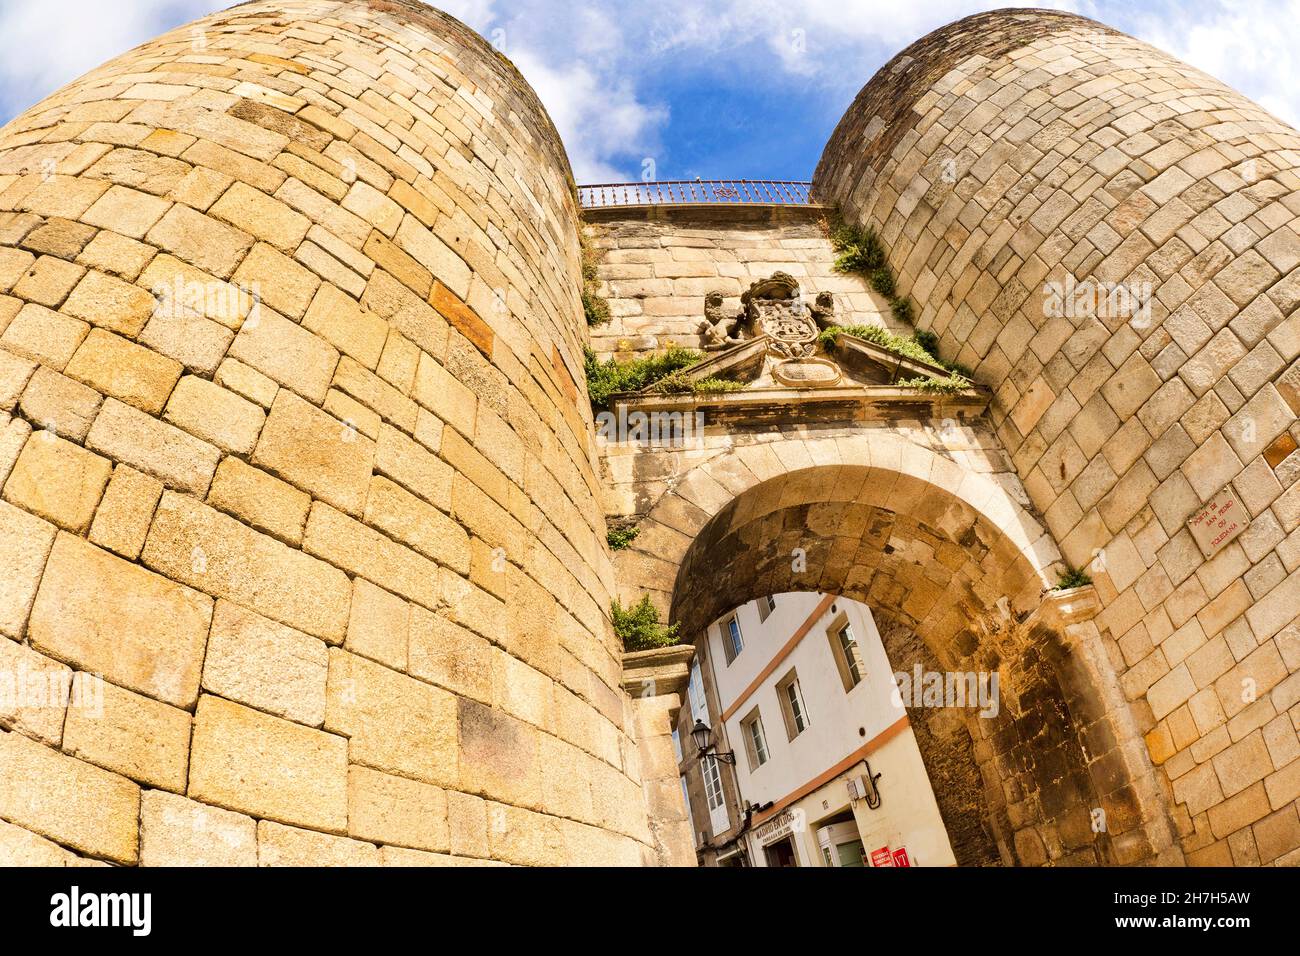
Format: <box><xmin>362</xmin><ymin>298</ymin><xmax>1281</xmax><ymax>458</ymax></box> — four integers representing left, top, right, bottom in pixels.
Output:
<box><xmin>677</xmin><ymin>272</ymin><xmax>965</xmax><ymax>394</ymax></box>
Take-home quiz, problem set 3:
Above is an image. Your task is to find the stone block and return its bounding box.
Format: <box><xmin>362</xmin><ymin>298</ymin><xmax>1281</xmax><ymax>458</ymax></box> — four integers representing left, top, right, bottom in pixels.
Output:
<box><xmin>30</xmin><ymin>532</ymin><xmax>212</xmax><ymax>707</ymax></box>
<box><xmin>345</xmin><ymin>578</ymin><xmax>408</xmax><ymax>670</ymax></box>
<box><xmin>2</xmin><ymin>433</ymin><xmax>111</xmax><ymax>533</ymax></box>
<box><xmin>61</xmin><ymin>269</ymin><xmax>157</xmax><ymax>337</ymax></box>
<box><xmin>61</xmin><ymin>672</ymin><xmax>191</xmax><ymax>790</ymax></box>
<box><xmin>0</xmin><ymin>499</ymin><xmax>56</xmax><ymax>638</ymax></box>
<box><xmin>141</xmin><ymin>491</ymin><xmax>351</xmax><ymax>642</ymax></box>
<box><xmin>202</xmin><ymin>599</ymin><xmax>328</xmax><ymax>726</ymax></box>
<box><xmin>205</xmin><ymin>456</ymin><xmax>309</xmax><ymax>546</ymax></box>
<box><xmin>257</xmin><ymin>820</ymin><xmax>379</xmax><ymax>866</ymax></box>
<box><xmin>139</xmin><ymin>790</ymin><xmax>257</xmax><ymax>866</ymax></box>
<box><xmin>364</xmin><ymin>475</ymin><xmax>469</xmax><ymax>573</ymax></box>
<box><xmin>86</xmin><ymin>398</ymin><xmax>220</xmax><ymax>495</ymax></box>
<box><xmin>229</xmin><ymin>307</ymin><xmax>338</xmax><ymax>403</ymax></box>
<box><xmin>0</xmin><ymin>729</ymin><xmax>139</xmax><ymax>864</ymax></box>
<box><xmin>189</xmin><ymin>695</ymin><xmax>347</xmax><ymax>832</ymax></box>
<box><xmin>88</xmin><ymin>464</ymin><xmax>164</xmax><ymax>559</ymax></box>
<box><xmin>252</xmin><ymin>390</ymin><xmax>374</xmax><ymax>516</ymax></box>
<box><xmin>348</xmin><ymin>765</ymin><xmax>449</xmax><ymax>852</ymax></box>
<box><xmin>18</xmin><ymin>366</ymin><xmax>101</xmax><ymax>441</ymax></box>
<box><xmin>408</xmin><ymin>604</ymin><xmax>493</xmax><ymax>704</ymax></box>
<box><xmin>325</xmin><ymin>648</ymin><xmax>458</xmax><ymax>787</ymax></box>
<box><xmin>303</xmin><ymin>502</ymin><xmax>441</xmax><ymax>610</ymax></box>
<box><xmin>0</xmin><ymin>636</ymin><xmax>71</xmax><ymax>745</ymax></box>
<box><xmin>164</xmin><ymin>374</ymin><xmax>265</xmax><ymax>454</ymax></box>
<box><xmin>1</xmin><ymin>303</ymin><xmax>89</xmax><ymax>369</ymax></box>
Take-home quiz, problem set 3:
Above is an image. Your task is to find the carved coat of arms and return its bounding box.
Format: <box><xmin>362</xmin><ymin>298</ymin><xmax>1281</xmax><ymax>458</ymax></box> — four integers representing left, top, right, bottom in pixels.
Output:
<box><xmin>698</xmin><ymin>272</ymin><xmax>835</xmax><ymax>359</ymax></box>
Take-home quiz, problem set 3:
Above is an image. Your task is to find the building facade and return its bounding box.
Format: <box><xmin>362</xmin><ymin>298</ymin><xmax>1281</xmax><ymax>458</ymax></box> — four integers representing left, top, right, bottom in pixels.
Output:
<box><xmin>677</xmin><ymin>592</ymin><xmax>956</xmax><ymax>867</ymax></box>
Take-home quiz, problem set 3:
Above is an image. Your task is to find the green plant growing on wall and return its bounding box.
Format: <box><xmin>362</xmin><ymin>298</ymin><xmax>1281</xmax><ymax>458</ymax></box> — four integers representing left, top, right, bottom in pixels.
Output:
<box><xmin>583</xmin><ymin>345</ymin><xmax>704</xmax><ymax>408</ymax></box>
<box><xmin>826</xmin><ymin>216</ymin><xmax>920</xmax><ymax>344</ymax></box>
<box><xmin>649</xmin><ymin>370</ymin><xmax>749</xmax><ymax>396</ymax></box>
<box><xmin>606</xmin><ymin>523</ymin><xmax>640</xmax><ymax>550</ymax></box>
<box><xmin>580</xmin><ymin>228</ymin><xmax>611</xmax><ymax>326</ymax></box>
<box><xmin>1055</xmin><ymin>567</ymin><xmax>1093</xmax><ymax>590</ymax></box>
<box><xmin>612</xmin><ymin>595</ymin><xmax>681</xmax><ymax>651</ymax></box>
<box><xmin>896</xmin><ymin>372</ymin><xmax>973</xmax><ymax>394</ymax></box>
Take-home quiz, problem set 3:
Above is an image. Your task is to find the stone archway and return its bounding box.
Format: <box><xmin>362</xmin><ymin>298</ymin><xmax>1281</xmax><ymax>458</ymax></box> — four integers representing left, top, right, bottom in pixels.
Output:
<box><xmin>615</xmin><ymin>430</ymin><xmax>1180</xmax><ymax>864</ymax></box>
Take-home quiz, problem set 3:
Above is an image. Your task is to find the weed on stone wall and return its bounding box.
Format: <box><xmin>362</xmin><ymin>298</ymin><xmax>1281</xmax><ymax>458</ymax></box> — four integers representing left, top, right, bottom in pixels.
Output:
<box><xmin>583</xmin><ymin>345</ymin><xmax>703</xmax><ymax>407</ymax></box>
<box><xmin>611</xmin><ymin>595</ymin><xmax>681</xmax><ymax>651</ymax></box>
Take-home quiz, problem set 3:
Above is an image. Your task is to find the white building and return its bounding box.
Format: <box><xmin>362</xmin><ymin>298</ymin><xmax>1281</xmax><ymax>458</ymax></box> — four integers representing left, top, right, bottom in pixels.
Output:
<box><xmin>678</xmin><ymin>592</ymin><xmax>957</xmax><ymax>867</ymax></box>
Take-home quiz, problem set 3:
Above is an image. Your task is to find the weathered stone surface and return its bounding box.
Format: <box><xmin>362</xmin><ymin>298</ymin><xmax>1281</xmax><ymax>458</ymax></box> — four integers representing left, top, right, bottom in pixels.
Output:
<box><xmin>0</xmin><ymin>636</ymin><xmax>71</xmax><ymax>745</ymax></box>
<box><xmin>344</xmin><ymin>578</ymin><xmax>408</xmax><ymax>670</ymax></box>
<box><xmin>64</xmin><ymin>328</ymin><xmax>182</xmax><ymax>414</ymax></box>
<box><xmin>0</xmin><ymin>818</ymin><xmax>78</xmax><ymax>865</ymax></box>
<box><xmin>229</xmin><ymin>307</ymin><xmax>338</xmax><ymax>404</ymax></box>
<box><xmin>0</xmin><ymin>499</ymin><xmax>56</xmax><ymax>638</ymax></box>
<box><xmin>61</xmin><ymin>673</ymin><xmax>192</xmax><ymax>790</ymax></box>
<box><xmin>189</xmin><ymin>695</ymin><xmax>347</xmax><ymax>832</ymax></box>
<box><xmin>325</xmin><ymin>648</ymin><xmax>458</xmax><ymax>786</ymax></box>
<box><xmin>164</xmin><ymin>375</ymin><xmax>265</xmax><ymax>454</ymax></box>
<box><xmin>347</xmin><ymin>765</ymin><xmax>449</xmax><ymax>852</ymax></box>
<box><xmin>61</xmin><ymin>269</ymin><xmax>157</xmax><ymax>337</ymax></box>
<box><xmin>257</xmin><ymin>820</ymin><xmax>379</xmax><ymax>866</ymax></box>
<box><xmin>29</xmin><ymin>533</ymin><xmax>212</xmax><ymax>707</ymax></box>
<box><xmin>88</xmin><ymin>464</ymin><xmax>164</xmax><ymax>559</ymax></box>
<box><xmin>2</xmin><ymin>433</ymin><xmax>111</xmax><ymax>533</ymax></box>
<box><xmin>252</xmin><ymin>390</ymin><xmax>374</xmax><ymax>516</ymax></box>
<box><xmin>0</xmin><ymin>730</ymin><xmax>139</xmax><ymax>864</ymax></box>
<box><xmin>205</xmin><ymin>456</ymin><xmax>310</xmax><ymax>546</ymax></box>
<box><xmin>16</xmin><ymin>366</ymin><xmax>101</xmax><ymax>441</ymax></box>
<box><xmin>141</xmin><ymin>491</ymin><xmax>351</xmax><ymax>642</ymax></box>
<box><xmin>408</xmin><ymin>604</ymin><xmax>494</xmax><ymax>704</ymax></box>
<box><xmin>201</xmin><ymin>600</ymin><xmax>328</xmax><ymax>726</ymax></box>
<box><xmin>139</xmin><ymin>790</ymin><xmax>257</xmax><ymax>866</ymax></box>
<box><xmin>364</xmin><ymin>475</ymin><xmax>470</xmax><ymax>572</ymax></box>
<box><xmin>303</xmin><ymin>502</ymin><xmax>441</xmax><ymax>610</ymax></box>
<box><xmin>86</xmin><ymin>398</ymin><xmax>220</xmax><ymax>495</ymax></box>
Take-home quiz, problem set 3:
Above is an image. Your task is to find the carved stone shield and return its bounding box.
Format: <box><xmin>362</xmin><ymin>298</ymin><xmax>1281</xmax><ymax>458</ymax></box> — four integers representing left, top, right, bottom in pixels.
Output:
<box><xmin>740</xmin><ymin>272</ymin><xmax>819</xmax><ymax>359</ymax></box>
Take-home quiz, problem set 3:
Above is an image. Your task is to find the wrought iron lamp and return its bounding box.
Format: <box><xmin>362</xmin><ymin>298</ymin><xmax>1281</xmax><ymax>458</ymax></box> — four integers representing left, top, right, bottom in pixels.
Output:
<box><xmin>691</xmin><ymin>719</ymin><xmax>736</xmax><ymax>764</ymax></box>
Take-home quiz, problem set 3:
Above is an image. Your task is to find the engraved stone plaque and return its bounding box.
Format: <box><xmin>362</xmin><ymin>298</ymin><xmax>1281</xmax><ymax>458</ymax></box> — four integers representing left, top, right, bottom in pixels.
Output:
<box><xmin>1187</xmin><ymin>486</ymin><xmax>1249</xmax><ymax>558</ymax></box>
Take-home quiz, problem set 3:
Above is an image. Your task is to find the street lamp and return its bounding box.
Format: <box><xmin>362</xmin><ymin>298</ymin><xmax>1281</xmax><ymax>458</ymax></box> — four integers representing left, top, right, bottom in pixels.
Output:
<box><xmin>691</xmin><ymin>719</ymin><xmax>735</xmax><ymax>764</ymax></box>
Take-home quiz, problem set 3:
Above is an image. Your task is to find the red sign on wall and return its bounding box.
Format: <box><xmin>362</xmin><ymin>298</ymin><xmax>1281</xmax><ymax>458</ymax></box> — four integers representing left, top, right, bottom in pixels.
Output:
<box><xmin>892</xmin><ymin>847</ymin><xmax>911</xmax><ymax>867</ymax></box>
<box><xmin>870</xmin><ymin>845</ymin><xmax>893</xmax><ymax>867</ymax></box>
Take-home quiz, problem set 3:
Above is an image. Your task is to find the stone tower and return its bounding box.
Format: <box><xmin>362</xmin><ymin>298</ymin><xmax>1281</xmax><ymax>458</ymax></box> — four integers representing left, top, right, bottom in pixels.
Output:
<box><xmin>816</xmin><ymin>10</ymin><xmax>1300</xmax><ymax>865</ymax></box>
<box><xmin>0</xmin><ymin>0</ymin><xmax>667</xmax><ymax>865</ymax></box>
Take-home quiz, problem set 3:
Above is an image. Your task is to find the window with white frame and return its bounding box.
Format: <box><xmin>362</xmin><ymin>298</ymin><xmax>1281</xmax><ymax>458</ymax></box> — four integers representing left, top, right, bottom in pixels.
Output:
<box><xmin>829</xmin><ymin>618</ymin><xmax>865</xmax><ymax>691</ymax></box>
<box><xmin>721</xmin><ymin>614</ymin><xmax>744</xmax><ymax>664</ymax></box>
<box><xmin>757</xmin><ymin>594</ymin><xmax>777</xmax><ymax>622</ymax></box>
<box><xmin>777</xmin><ymin>670</ymin><xmax>809</xmax><ymax>740</ymax></box>
<box><xmin>702</xmin><ymin>754</ymin><xmax>724</xmax><ymax>811</ymax></box>
<box><xmin>740</xmin><ymin>708</ymin><xmax>769</xmax><ymax>770</ymax></box>
<box><xmin>688</xmin><ymin>659</ymin><xmax>706</xmax><ymax>719</ymax></box>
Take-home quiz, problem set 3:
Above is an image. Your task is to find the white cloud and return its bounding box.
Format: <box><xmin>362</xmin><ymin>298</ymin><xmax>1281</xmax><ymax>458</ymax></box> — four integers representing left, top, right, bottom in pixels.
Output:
<box><xmin>0</xmin><ymin>0</ymin><xmax>221</xmax><ymax>120</ymax></box>
<box><xmin>1128</xmin><ymin>0</ymin><xmax>1300</xmax><ymax>130</ymax></box>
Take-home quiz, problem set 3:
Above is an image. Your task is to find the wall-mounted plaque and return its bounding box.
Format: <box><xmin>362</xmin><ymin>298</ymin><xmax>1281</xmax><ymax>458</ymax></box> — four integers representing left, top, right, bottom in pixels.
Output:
<box><xmin>1187</xmin><ymin>487</ymin><xmax>1248</xmax><ymax>558</ymax></box>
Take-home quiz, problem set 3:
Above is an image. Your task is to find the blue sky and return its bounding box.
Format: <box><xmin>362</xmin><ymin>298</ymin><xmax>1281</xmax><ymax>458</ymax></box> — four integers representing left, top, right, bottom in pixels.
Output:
<box><xmin>2</xmin><ymin>0</ymin><xmax>1299</xmax><ymax>183</ymax></box>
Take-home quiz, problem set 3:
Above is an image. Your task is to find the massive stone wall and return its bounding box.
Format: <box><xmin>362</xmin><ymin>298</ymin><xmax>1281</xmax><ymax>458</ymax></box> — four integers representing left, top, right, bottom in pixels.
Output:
<box><xmin>815</xmin><ymin>10</ymin><xmax>1300</xmax><ymax>865</ymax></box>
<box><xmin>0</xmin><ymin>0</ymin><xmax>658</xmax><ymax>866</ymax></box>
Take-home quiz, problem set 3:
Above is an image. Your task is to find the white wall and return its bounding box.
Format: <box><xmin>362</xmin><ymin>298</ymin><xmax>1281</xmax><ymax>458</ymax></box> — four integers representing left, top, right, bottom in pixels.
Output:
<box><xmin>707</xmin><ymin>593</ymin><xmax>907</xmax><ymax>809</ymax></box>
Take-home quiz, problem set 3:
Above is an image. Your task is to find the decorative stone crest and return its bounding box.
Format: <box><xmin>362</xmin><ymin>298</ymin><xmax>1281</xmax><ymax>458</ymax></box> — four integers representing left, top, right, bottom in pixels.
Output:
<box><xmin>741</xmin><ymin>272</ymin><xmax>820</xmax><ymax>359</ymax></box>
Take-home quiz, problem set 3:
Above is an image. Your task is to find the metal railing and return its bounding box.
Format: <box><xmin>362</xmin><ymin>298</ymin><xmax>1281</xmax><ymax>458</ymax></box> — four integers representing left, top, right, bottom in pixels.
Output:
<box><xmin>578</xmin><ymin>179</ymin><xmax>816</xmax><ymax>209</ymax></box>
